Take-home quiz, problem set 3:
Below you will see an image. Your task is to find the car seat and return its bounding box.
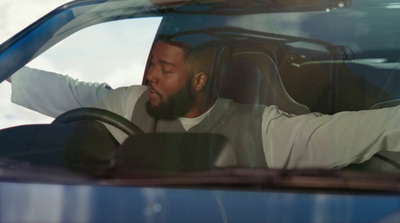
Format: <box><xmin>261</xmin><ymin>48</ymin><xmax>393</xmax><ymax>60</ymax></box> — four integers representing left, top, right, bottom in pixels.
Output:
<box><xmin>213</xmin><ymin>44</ymin><xmax>310</xmax><ymax>115</ymax></box>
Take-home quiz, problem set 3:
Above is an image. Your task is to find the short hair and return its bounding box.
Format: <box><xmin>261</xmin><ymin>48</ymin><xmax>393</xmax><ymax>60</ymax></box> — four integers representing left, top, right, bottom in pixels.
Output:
<box><xmin>155</xmin><ymin>35</ymin><xmax>191</xmax><ymax>59</ymax></box>
<box><xmin>155</xmin><ymin>35</ymin><xmax>213</xmax><ymax>75</ymax></box>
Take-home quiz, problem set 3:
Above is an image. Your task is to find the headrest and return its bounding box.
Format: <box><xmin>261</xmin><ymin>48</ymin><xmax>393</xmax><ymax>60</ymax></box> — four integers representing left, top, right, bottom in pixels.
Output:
<box><xmin>216</xmin><ymin>47</ymin><xmax>310</xmax><ymax>115</ymax></box>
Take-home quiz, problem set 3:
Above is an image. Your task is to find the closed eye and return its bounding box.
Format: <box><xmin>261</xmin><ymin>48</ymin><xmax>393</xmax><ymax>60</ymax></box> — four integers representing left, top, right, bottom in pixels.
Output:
<box><xmin>161</xmin><ymin>68</ymin><xmax>171</xmax><ymax>74</ymax></box>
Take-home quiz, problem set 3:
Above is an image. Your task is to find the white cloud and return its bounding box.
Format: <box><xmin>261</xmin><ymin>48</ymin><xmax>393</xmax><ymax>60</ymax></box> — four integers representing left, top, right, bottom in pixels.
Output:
<box><xmin>0</xmin><ymin>0</ymin><xmax>70</xmax><ymax>43</ymax></box>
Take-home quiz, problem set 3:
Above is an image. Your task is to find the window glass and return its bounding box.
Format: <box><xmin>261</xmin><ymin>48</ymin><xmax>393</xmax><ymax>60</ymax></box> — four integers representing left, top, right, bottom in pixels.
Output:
<box><xmin>0</xmin><ymin>17</ymin><xmax>162</xmax><ymax>128</ymax></box>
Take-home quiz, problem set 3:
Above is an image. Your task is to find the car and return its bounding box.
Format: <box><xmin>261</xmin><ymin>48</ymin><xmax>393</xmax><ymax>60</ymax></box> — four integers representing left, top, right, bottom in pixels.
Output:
<box><xmin>1</xmin><ymin>0</ymin><xmax>400</xmax><ymax>222</ymax></box>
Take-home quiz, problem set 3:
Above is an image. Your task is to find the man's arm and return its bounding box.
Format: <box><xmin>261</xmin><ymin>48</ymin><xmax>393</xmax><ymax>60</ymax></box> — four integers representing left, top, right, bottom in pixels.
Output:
<box><xmin>10</xmin><ymin>67</ymin><xmax>113</xmax><ymax>117</ymax></box>
<box><xmin>10</xmin><ymin>66</ymin><xmax>147</xmax><ymax>143</ymax></box>
<box><xmin>262</xmin><ymin>106</ymin><xmax>400</xmax><ymax>169</ymax></box>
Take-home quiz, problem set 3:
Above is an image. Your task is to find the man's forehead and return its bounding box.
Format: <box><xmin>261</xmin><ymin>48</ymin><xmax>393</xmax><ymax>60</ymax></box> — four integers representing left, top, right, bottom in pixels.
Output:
<box><xmin>152</xmin><ymin>41</ymin><xmax>188</xmax><ymax>65</ymax></box>
<box><xmin>153</xmin><ymin>42</ymin><xmax>186</xmax><ymax>56</ymax></box>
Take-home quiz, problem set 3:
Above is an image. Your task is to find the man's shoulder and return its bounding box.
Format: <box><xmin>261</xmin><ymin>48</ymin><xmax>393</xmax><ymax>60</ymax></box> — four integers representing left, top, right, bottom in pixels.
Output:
<box><xmin>100</xmin><ymin>85</ymin><xmax>147</xmax><ymax>107</ymax></box>
<box><xmin>114</xmin><ymin>85</ymin><xmax>147</xmax><ymax>96</ymax></box>
<box><xmin>214</xmin><ymin>98</ymin><xmax>267</xmax><ymax>117</ymax></box>
<box><xmin>125</xmin><ymin>85</ymin><xmax>147</xmax><ymax>91</ymax></box>
<box><xmin>217</xmin><ymin>97</ymin><xmax>267</xmax><ymax>109</ymax></box>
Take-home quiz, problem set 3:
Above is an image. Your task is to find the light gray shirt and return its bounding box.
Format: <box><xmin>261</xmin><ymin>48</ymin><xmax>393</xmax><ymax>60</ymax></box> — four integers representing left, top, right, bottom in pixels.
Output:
<box><xmin>11</xmin><ymin>67</ymin><xmax>400</xmax><ymax>169</ymax></box>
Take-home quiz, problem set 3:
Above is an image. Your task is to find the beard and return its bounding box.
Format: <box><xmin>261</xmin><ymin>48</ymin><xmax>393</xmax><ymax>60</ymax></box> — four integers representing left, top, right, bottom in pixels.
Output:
<box><xmin>145</xmin><ymin>82</ymin><xmax>196</xmax><ymax>120</ymax></box>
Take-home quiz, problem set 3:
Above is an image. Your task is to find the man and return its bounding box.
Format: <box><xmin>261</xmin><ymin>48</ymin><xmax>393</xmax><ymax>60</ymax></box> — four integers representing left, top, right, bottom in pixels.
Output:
<box><xmin>7</xmin><ymin>35</ymin><xmax>400</xmax><ymax>170</ymax></box>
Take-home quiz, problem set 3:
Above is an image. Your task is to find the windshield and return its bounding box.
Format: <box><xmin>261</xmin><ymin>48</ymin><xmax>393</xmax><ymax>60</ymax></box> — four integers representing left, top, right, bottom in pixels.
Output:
<box><xmin>0</xmin><ymin>0</ymin><xmax>400</xmax><ymax>191</ymax></box>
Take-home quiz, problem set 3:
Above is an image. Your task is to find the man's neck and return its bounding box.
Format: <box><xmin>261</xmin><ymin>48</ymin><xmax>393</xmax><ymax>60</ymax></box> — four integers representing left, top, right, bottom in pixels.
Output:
<box><xmin>183</xmin><ymin>97</ymin><xmax>217</xmax><ymax>118</ymax></box>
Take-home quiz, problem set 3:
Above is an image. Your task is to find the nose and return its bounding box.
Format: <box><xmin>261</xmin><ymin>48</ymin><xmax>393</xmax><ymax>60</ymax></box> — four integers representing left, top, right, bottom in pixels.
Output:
<box><xmin>146</xmin><ymin>65</ymin><xmax>159</xmax><ymax>84</ymax></box>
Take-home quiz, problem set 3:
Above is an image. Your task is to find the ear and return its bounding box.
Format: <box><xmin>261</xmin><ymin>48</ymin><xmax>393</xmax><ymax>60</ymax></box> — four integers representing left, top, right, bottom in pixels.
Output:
<box><xmin>192</xmin><ymin>72</ymin><xmax>208</xmax><ymax>92</ymax></box>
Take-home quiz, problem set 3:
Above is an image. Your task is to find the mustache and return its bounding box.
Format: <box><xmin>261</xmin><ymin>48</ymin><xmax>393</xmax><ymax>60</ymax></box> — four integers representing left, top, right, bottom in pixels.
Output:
<box><xmin>148</xmin><ymin>84</ymin><xmax>161</xmax><ymax>96</ymax></box>
<box><xmin>147</xmin><ymin>83</ymin><xmax>162</xmax><ymax>98</ymax></box>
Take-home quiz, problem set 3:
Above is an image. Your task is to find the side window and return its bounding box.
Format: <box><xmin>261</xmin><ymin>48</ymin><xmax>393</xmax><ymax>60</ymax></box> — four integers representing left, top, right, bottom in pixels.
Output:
<box><xmin>1</xmin><ymin>17</ymin><xmax>162</xmax><ymax>129</ymax></box>
<box><xmin>28</xmin><ymin>17</ymin><xmax>162</xmax><ymax>88</ymax></box>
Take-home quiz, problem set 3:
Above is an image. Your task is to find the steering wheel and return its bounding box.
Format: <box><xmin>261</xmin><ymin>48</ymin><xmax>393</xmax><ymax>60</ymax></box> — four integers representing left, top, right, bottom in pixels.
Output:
<box><xmin>52</xmin><ymin>108</ymin><xmax>144</xmax><ymax>136</ymax></box>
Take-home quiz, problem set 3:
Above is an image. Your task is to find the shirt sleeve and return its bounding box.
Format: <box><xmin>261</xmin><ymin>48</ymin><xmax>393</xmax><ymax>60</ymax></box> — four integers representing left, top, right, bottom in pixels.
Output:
<box><xmin>11</xmin><ymin>67</ymin><xmax>113</xmax><ymax>118</ymax></box>
<box><xmin>10</xmin><ymin>66</ymin><xmax>147</xmax><ymax>143</ymax></box>
<box><xmin>262</xmin><ymin>106</ymin><xmax>400</xmax><ymax>169</ymax></box>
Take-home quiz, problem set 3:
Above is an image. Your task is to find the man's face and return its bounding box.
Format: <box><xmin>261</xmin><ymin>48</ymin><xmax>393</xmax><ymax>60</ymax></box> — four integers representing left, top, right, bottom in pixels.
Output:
<box><xmin>146</xmin><ymin>41</ymin><xmax>195</xmax><ymax>119</ymax></box>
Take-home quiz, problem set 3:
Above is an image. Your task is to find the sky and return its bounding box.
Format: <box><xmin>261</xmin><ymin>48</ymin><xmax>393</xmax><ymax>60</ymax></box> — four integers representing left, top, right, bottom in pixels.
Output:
<box><xmin>0</xmin><ymin>0</ymin><xmax>70</xmax><ymax>43</ymax></box>
<box><xmin>0</xmin><ymin>0</ymin><xmax>72</xmax><ymax>128</ymax></box>
<box><xmin>0</xmin><ymin>0</ymin><xmax>160</xmax><ymax>129</ymax></box>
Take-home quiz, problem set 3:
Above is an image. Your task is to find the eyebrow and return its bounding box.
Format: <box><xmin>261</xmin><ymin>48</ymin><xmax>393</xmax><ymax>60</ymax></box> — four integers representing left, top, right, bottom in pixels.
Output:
<box><xmin>158</xmin><ymin>59</ymin><xmax>176</xmax><ymax>67</ymax></box>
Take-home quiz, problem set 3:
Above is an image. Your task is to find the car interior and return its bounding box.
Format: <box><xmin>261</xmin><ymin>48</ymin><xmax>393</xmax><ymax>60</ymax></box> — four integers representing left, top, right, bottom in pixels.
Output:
<box><xmin>0</xmin><ymin>0</ymin><xmax>399</xmax><ymax>177</ymax></box>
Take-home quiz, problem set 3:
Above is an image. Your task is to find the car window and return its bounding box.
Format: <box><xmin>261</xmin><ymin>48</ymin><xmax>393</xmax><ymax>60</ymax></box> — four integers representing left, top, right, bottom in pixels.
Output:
<box><xmin>156</xmin><ymin>5</ymin><xmax>400</xmax><ymax>115</ymax></box>
<box><xmin>0</xmin><ymin>17</ymin><xmax>162</xmax><ymax>129</ymax></box>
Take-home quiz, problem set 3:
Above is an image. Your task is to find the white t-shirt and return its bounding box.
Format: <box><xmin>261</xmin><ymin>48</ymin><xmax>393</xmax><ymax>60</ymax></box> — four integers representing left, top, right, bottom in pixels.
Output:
<box><xmin>10</xmin><ymin>67</ymin><xmax>400</xmax><ymax>169</ymax></box>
